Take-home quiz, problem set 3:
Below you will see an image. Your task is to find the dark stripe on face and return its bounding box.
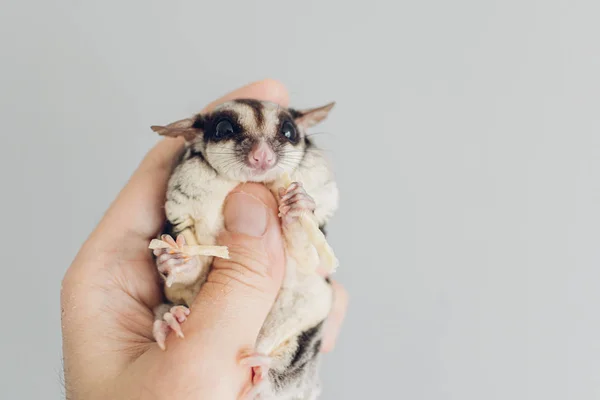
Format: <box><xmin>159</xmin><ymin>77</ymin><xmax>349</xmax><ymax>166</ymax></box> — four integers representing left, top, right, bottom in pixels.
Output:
<box><xmin>287</xmin><ymin>107</ymin><xmax>303</xmax><ymax>119</ymax></box>
<box><xmin>203</xmin><ymin>110</ymin><xmax>245</xmax><ymax>144</ymax></box>
<box><xmin>277</xmin><ymin>110</ymin><xmax>301</xmax><ymax>145</ymax></box>
<box><xmin>235</xmin><ymin>99</ymin><xmax>264</xmax><ymax>128</ymax></box>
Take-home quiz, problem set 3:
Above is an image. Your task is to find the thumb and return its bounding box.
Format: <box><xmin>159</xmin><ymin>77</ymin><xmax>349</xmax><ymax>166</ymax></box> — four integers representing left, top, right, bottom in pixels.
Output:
<box><xmin>187</xmin><ymin>183</ymin><xmax>285</xmax><ymax>352</ymax></box>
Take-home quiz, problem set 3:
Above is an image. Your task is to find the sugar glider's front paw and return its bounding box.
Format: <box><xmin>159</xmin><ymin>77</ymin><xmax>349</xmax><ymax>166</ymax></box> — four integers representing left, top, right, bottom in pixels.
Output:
<box><xmin>154</xmin><ymin>234</ymin><xmax>202</xmax><ymax>287</ymax></box>
<box><xmin>278</xmin><ymin>181</ymin><xmax>320</xmax><ymax>273</ymax></box>
<box><xmin>153</xmin><ymin>304</ymin><xmax>190</xmax><ymax>350</ymax></box>
<box><xmin>278</xmin><ymin>182</ymin><xmax>316</xmax><ymax>225</ymax></box>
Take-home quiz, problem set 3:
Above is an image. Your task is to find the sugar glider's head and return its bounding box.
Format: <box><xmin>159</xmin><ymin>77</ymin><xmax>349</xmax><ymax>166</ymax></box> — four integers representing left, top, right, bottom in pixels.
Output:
<box><xmin>151</xmin><ymin>99</ymin><xmax>334</xmax><ymax>182</ymax></box>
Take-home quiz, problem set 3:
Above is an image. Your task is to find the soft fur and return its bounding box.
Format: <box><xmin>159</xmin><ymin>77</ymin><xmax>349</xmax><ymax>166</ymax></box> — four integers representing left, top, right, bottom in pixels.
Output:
<box><xmin>152</xmin><ymin>99</ymin><xmax>339</xmax><ymax>399</ymax></box>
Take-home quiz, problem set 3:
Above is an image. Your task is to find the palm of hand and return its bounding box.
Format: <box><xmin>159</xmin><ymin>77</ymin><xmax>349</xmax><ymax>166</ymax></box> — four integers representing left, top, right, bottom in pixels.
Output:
<box><xmin>61</xmin><ymin>80</ymin><xmax>347</xmax><ymax>400</ymax></box>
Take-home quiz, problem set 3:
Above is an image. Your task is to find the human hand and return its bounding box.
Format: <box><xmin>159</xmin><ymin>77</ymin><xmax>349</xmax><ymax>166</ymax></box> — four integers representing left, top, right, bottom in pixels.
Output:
<box><xmin>60</xmin><ymin>79</ymin><xmax>348</xmax><ymax>400</ymax></box>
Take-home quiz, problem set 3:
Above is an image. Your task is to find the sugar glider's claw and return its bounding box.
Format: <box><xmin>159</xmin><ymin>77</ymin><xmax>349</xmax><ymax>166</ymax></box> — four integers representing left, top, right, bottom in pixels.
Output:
<box><xmin>164</xmin><ymin>312</ymin><xmax>184</xmax><ymax>338</ymax></box>
<box><xmin>153</xmin><ymin>305</ymin><xmax>190</xmax><ymax>350</ymax></box>
<box><xmin>153</xmin><ymin>320</ymin><xmax>169</xmax><ymax>351</ymax></box>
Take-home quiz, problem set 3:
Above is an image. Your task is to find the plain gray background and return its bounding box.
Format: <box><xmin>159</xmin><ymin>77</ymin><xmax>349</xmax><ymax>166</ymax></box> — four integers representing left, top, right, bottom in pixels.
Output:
<box><xmin>1</xmin><ymin>0</ymin><xmax>599</xmax><ymax>399</ymax></box>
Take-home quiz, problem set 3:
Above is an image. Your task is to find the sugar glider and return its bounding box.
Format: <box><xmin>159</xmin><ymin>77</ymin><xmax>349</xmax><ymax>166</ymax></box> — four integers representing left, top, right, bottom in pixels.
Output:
<box><xmin>149</xmin><ymin>98</ymin><xmax>339</xmax><ymax>399</ymax></box>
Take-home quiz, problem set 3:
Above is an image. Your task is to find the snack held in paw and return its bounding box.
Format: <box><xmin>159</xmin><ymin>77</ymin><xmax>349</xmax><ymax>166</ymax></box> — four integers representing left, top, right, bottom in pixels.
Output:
<box><xmin>149</xmin><ymin>234</ymin><xmax>229</xmax><ymax>287</ymax></box>
<box><xmin>277</xmin><ymin>172</ymin><xmax>339</xmax><ymax>274</ymax></box>
<box><xmin>149</xmin><ymin>235</ymin><xmax>229</xmax><ymax>258</ymax></box>
<box><xmin>148</xmin><ymin>99</ymin><xmax>340</xmax><ymax>398</ymax></box>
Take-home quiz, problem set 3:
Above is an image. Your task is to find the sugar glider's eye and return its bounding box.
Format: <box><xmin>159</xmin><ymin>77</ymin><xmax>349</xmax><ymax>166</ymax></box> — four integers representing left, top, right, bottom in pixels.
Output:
<box><xmin>281</xmin><ymin>121</ymin><xmax>297</xmax><ymax>142</ymax></box>
<box><xmin>215</xmin><ymin>119</ymin><xmax>234</xmax><ymax>138</ymax></box>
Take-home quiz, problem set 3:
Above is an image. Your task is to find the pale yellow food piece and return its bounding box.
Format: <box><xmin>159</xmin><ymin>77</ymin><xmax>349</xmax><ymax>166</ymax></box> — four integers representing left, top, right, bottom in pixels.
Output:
<box><xmin>279</xmin><ymin>172</ymin><xmax>339</xmax><ymax>274</ymax></box>
<box><xmin>148</xmin><ymin>239</ymin><xmax>230</xmax><ymax>259</ymax></box>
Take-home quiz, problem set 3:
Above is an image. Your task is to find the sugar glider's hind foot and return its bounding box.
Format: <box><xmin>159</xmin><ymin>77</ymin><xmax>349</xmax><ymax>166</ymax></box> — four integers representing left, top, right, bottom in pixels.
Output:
<box><xmin>153</xmin><ymin>304</ymin><xmax>190</xmax><ymax>350</ymax></box>
<box><xmin>240</xmin><ymin>352</ymin><xmax>273</xmax><ymax>400</ymax></box>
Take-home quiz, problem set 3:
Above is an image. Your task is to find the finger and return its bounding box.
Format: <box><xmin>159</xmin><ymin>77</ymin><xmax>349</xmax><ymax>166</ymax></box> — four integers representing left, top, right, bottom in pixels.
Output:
<box><xmin>321</xmin><ymin>279</ymin><xmax>348</xmax><ymax>353</ymax></box>
<box><xmin>90</xmin><ymin>79</ymin><xmax>290</xmax><ymax>248</ymax></box>
<box><xmin>190</xmin><ymin>183</ymin><xmax>284</xmax><ymax>340</ymax></box>
<box><xmin>167</xmin><ymin>183</ymin><xmax>285</xmax><ymax>393</ymax></box>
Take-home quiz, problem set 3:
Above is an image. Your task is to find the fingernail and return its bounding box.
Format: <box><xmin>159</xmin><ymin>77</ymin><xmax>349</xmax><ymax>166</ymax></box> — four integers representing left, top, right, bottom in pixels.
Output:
<box><xmin>224</xmin><ymin>192</ymin><xmax>268</xmax><ymax>237</ymax></box>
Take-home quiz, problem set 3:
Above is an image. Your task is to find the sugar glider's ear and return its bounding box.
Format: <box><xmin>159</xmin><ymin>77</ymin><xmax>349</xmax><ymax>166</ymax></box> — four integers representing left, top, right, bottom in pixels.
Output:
<box><xmin>290</xmin><ymin>102</ymin><xmax>335</xmax><ymax>129</ymax></box>
<box><xmin>151</xmin><ymin>116</ymin><xmax>202</xmax><ymax>141</ymax></box>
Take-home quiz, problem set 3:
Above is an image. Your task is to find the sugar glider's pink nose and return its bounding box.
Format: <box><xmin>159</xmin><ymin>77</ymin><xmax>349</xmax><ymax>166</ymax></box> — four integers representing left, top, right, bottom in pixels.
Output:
<box><xmin>248</xmin><ymin>142</ymin><xmax>276</xmax><ymax>170</ymax></box>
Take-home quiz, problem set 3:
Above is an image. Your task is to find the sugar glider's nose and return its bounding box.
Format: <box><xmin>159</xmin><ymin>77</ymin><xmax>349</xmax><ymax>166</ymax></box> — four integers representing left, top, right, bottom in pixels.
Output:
<box><xmin>248</xmin><ymin>141</ymin><xmax>276</xmax><ymax>170</ymax></box>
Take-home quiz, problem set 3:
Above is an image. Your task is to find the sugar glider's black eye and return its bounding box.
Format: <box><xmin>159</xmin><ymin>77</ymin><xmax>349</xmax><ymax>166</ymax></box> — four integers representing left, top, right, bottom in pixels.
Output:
<box><xmin>215</xmin><ymin>119</ymin><xmax>234</xmax><ymax>139</ymax></box>
<box><xmin>281</xmin><ymin>121</ymin><xmax>297</xmax><ymax>142</ymax></box>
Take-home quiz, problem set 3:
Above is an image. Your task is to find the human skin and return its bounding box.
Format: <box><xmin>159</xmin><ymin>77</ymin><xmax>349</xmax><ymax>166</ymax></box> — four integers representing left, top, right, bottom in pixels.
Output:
<box><xmin>60</xmin><ymin>79</ymin><xmax>348</xmax><ymax>400</ymax></box>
